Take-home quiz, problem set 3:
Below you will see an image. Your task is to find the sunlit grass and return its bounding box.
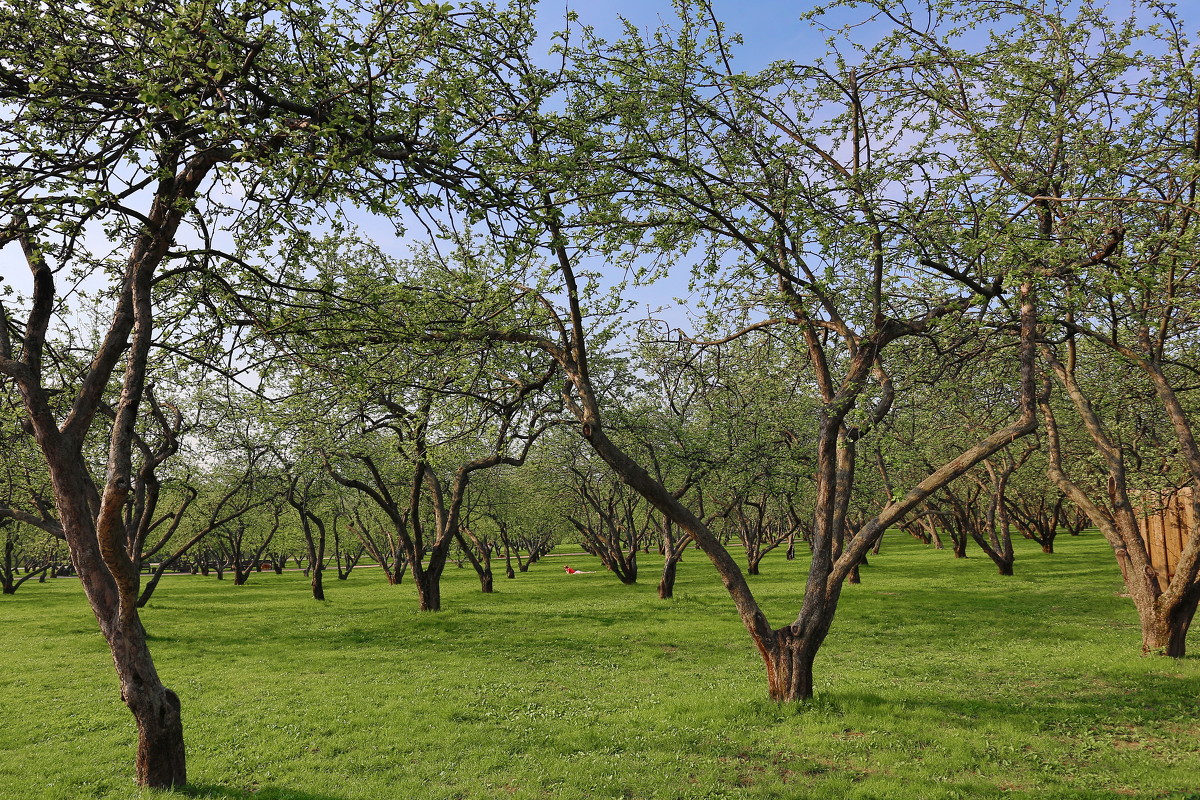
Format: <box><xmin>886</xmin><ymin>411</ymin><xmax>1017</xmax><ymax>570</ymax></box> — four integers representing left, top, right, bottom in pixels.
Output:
<box><xmin>2</xmin><ymin>531</ymin><xmax>1198</xmax><ymax>799</ymax></box>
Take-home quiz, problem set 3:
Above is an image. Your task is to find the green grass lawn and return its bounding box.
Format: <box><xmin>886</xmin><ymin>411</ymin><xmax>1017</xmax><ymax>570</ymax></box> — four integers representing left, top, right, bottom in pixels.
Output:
<box><xmin>2</xmin><ymin>531</ymin><xmax>1198</xmax><ymax>799</ymax></box>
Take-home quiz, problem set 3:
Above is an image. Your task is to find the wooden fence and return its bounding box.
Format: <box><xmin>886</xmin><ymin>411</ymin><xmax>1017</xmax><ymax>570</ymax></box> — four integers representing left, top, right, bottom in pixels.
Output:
<box><xmin>1134</xmin><ymin>487</ymin><xmax>1194</xmax><ymax>593</ymax></box>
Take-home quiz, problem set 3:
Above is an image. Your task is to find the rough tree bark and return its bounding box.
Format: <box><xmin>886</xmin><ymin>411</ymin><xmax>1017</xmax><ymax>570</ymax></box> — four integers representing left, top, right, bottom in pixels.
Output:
<box><xmin>0</xmin><ymin>168</ymin><xmax>219</xmax><ymax>784</ymax></box>
<box><xmin>1041</xmin><ymin>344</ymin><xmax>1200</xmax><ymax>656</ymax></box>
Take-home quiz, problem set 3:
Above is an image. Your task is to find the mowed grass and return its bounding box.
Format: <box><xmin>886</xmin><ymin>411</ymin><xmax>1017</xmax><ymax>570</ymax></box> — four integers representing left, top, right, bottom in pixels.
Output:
<box><xmin>2</xmin><ymin>531</ymin><xmax>1199</xmax><ymax>800</ymax></box>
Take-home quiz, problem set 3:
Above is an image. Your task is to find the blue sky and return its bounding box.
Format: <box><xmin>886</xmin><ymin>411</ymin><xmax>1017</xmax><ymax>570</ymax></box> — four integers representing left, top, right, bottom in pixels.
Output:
<box><xmin>541</xmin><ymin>0</ymin><xmax>827</xmax><ymax>68</ymax></box>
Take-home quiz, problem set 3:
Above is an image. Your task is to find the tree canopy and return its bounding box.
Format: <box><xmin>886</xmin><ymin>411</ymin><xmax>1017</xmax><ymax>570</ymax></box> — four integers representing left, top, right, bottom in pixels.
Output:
<box><xmin>2</xmin><ymin>0</ymin><xmax>1200</xmax><ymax>788</ymax></box>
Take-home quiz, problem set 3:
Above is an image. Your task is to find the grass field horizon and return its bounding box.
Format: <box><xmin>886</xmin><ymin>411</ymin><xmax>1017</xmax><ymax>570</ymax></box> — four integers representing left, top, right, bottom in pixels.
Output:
<box><xmin>3</xmin><ymin>531</ymin><xmax>1199</xmax><ymax>799</ymax></box>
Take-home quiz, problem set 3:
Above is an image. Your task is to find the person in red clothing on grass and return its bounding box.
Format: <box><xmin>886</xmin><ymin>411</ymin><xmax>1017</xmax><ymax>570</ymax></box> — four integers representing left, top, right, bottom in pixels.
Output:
<box><xmin>563</xmin><ymin>564</ymin><xmax>595</xmax><ymax>574</ymax></box>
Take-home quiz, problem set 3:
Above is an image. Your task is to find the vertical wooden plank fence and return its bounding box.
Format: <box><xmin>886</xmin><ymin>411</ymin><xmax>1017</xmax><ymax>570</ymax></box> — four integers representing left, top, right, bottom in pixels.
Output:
<box><xmin>1134</xmin><ymin>487</ymin><xmax>1195</xmax><ymax>593</ymax></box>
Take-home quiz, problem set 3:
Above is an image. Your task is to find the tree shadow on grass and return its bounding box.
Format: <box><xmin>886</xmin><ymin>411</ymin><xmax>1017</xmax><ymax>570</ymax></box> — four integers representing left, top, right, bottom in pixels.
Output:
<box><xmin>801</xmin><ymin>671</ymin><xmax>1200</xmax><ymax>740</ymax></box>
<box><xmin>177</xmin><ymin>785</ymin><xmax>348</xmax><ymax>800</ymax></box>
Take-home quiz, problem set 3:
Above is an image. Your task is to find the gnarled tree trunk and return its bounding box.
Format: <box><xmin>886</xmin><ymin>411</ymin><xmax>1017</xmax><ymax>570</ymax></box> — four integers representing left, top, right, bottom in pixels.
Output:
<box><xmin>758</xmin><ymin>627</ymin><xmax>825</xmax><ymax>702</ymax></box>
<box><xmin>1042</xmin><ymin>344</ymin><xmax>1200</xmax><ymax>658</ymax></box>
<box><xmin>106</xmin><ymin>626</ymin><xmax>186</xmax><ymax>786</ymax></box>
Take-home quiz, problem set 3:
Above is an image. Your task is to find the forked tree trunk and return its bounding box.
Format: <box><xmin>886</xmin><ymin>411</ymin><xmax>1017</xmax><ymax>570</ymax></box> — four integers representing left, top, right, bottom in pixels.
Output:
<box><xmin>1</xmin><ymin>167</ymin><xmax>227</xmax><ymax>787</ymax></box>
<box><xmin>951</xmin><ymin>532</ymin><xmax>968</xmax><ymax>558</ymax></box>
<box><xmin>413</xmin><ymin>562</ymin><xmax>444</xmax><ymax>611</ymax></box>
<box><xmin>756</xmin><ymin>624</ymin><xmax>827</xmax><ymax>702</ymax></box>
<box><xmin>0</xmin><ymin>534</ymin><xmax>50</xmax><ymax>594</ymax></box>
<box><xmin>969</xmin><ymin>520</ymin><xmax>1015</xmax><ymax>575</ymax></box>
<box><xmin>1041</xmin><ymin>348</ymin><xmax>1200</xmax><ymax>659</ymax></box>
<box><xmin>536</xmin><ymin>227</ymin><xmax>1040</xmax><ymax>705</ymax></box>
<box><xmin>288</xmin><ymin>487</ymin><xmax>327</xmax><ymax>602</ymax></box>
<box><xmin>1112</xmin><ymin>516</ymin><xmax>1196</xmax><ymax>657</ymax></box>
<box><xmin>1139</xmin><ymin>604</ymin><xmax>1182</xmax><ymax>656</ymax></box>
<box><xmin>456</xmin><ymin>530</ymin><xmax>494</xmax><ymax>593</ymax></box>
<box><xmin>656</xmin><ymin>518</ymin><xmax>687</xmax><ymax>599</ymax></box>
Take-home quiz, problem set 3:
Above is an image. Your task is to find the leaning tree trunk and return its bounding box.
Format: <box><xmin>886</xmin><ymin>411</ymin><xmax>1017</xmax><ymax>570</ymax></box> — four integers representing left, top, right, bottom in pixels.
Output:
<box><xmin>44</xmin><ymin>431</ymin><xmax>189</xmax><ymax>788</ymax></box>
<box><xmin>930</xmin><ymin>524</ymin><xmax>944</xmax><ymax>550</ymax></box>
<box><xmin>843</xmin><ymin>529</ymin><xmax>866</xmax><ymax>584</ymax></box>
<box><xmin>969</xmin><ymin>525</ymin><xmax>1015</xmax><ymax>575</ymax></box>
<box><xmin>51</xmin><ymin>466</ymin><xmax>187</xmax><ymax>788</ymax></box>
<box><xmin>1041</xmin><ymin>350</ymin><xmax>1200</xmax><ymax>659</ymax></box>
<box><xmin>0</xmin><ymin>156</ymin><xmax>234</xmax><ymax>788</ymax></box>
<box><xmin>455</xmin><ymin>530</ymin><xmax>494</xmax><ymax>593</ymax></box>
<box><xmin>107</xmin><ymin>626</ymin><xmax>186</xmax><ymax>786</ymax></box>
<box><xmin>137</xmin><ymin>565</ymin><xmax>169</xmax><ymax>606</ymax></box>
